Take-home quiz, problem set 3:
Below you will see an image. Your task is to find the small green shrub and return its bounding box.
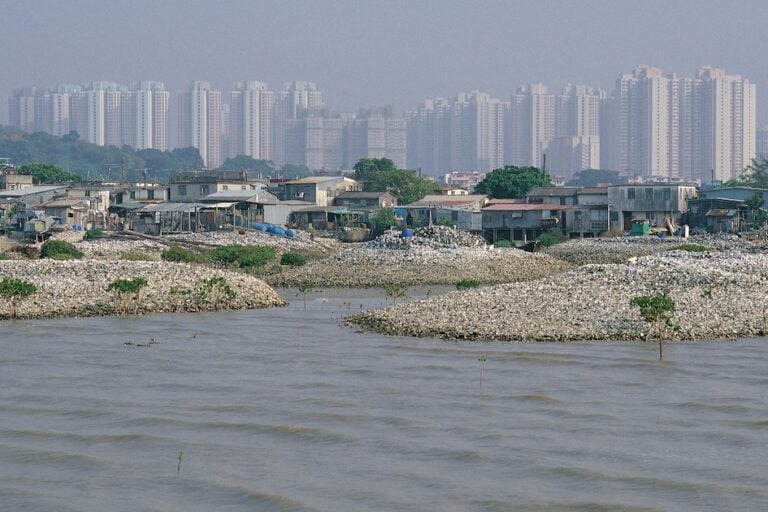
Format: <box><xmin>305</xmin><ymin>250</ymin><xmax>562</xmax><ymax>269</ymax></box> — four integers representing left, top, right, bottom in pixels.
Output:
<box><xmin>280</xmin><ymin>251</ymin><xmax>306</xmax><ymax>266</ymax></box>
<box><xmin>536</xmin><ymin>231</ymin><xmax>565</xmax><ymax>247</ymax></box>
<box><xmin>108</xmin><ymin>277</ymin><xmax>148</xmax><ymax>314</ymax></box>
<box><xmin>209</xmin><ymin>245</ymin><xmax>275</xmax><ymax>269</ymax></box>
<box><xmin>456</xmin><ymin>279</ymin><xmax>481</xmax><ymax>290</ymax></box>
<box><xmin>40</xmin><ymin>240</ymin><xmax>83</xmax><ymax>259</ymax></box>
<box><xmin>494</xmin><ymin>239</ymin><xmax>512</xmax><ymax>248</ymax></box>
<box><xmin>199</xmin><ymin>276</ymin><xmax>236</xmax><ymax>307</ymax></box>
<box><xmin>84</xmin><ymin>228</ymin><xmax>104</xmax><ymax>240</ymax></box>
<box><xmin>161</xmin><ymin>247</ymin><xmax>204</xmax><ymax>263</ymax></box>
<box><xmin>108</xmin><ymin>277</ymin><xmax>148</xmax><ymax>294</ymax></box>
<box><xmin>120</xmin><ymin>250</ymin><xmax>153</xmax><ymax>261</ymax></box>
<box><xmin>671</xmin><ymin>243</ymin><xmax>707</xmax><ymax>253</ymax></box>
<box><xmin>0</xmin><ymin>253</ymin><xmax>8</xmax><ymax>260</ymax></box>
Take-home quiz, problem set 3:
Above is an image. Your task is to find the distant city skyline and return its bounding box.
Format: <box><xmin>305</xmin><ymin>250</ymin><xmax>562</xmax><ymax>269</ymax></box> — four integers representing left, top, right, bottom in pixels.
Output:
<box><xmin>1</xmin><ymin>0</ymin><xmax>767</xmax><ymax>121</ymax></box>
<box><xmin>8</xmin><ymin>62</ymin><xmax>761</xmax><ymax>184</ymax></box>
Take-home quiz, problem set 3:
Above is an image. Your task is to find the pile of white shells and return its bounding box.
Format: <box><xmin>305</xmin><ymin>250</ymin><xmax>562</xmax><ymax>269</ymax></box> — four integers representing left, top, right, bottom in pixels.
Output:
<box><xmin>167</xmin><ymin>229</ymin><xmax>336</xmax><ymax>252</ymax></box>
<box><xmin>0</xmin><ymin>259</ymin><xmax>286</xmax><ymax>320</ymax></box>
<box><xmin>268</xmin><ymin>243</ymin><xmax>572</xmax><ymax>287</ymax></box>
<box><xmin>544</xmin><ymin>234</ymin><xmax>757</xmax><ymax>265</ymax></box>
<box><xmin>365</xmin><ymin>226</ymin><xmax>487</xmax><ymax>250</ymax></box>
<box><xmin>73</xmin><ymin>230</ymin><xmax>337</xmax><ymax>260</ymax></box>
<box><xmin>347</xmin><ymin>249</ymin><xmax>768</xmax><ymax>342</ymax></box>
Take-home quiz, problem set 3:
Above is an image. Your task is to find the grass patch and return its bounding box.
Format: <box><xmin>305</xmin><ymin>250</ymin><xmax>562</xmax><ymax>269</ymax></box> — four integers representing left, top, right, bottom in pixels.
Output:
<box><xmin>208</xmin><ymin>245</ymin><xmax>276</xmax><ymax>269</ymax></box>
<box><xmin>670</xmin><ymin>243</ymin><xmax>707</xmax><ymax>253</ymax></box>
<box><xmin>120</xmin><ymin>250</ymin><xmax>154</xmax><ymax>261</ymax></box>
<box><xmin>494</xmin><ymin>239</ymin><xmax>512</xmax><ymax>248</ymax></box>
<box><xmin>456</xmin><ymin>279</ymin><xmax>481</xmax><ymax>290</ymax></box>
<box><xmin>161</xmin><ymin>247</ymin><xmax>206</xmax><ymax>263</ymax></box>
<box><xmin>280</xmin><ymin>251</ymin><xmax>306</xmax><ymax>267</ymax></box>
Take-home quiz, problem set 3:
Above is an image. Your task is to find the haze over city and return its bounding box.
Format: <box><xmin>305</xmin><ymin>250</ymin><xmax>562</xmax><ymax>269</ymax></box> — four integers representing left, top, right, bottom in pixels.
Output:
<box><xmin>2</xmin><ymin>0</ymin><xmax>766</xmax><ymax>120</ymax></box>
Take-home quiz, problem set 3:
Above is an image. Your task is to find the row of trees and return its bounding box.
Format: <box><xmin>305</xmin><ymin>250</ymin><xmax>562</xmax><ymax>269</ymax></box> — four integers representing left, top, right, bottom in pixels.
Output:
<box><xmin>0</xmin><ymin>126</ymin><xmax>203</xmax><ymax>182</ymax></box>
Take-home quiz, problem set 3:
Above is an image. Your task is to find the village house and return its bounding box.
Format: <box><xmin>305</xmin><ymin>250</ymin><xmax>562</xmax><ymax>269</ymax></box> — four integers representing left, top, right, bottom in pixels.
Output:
<box><xmin>38</xmin><ymin>198</ymin><xmax>90</xmax><ymax>228</ymax></box>
<box><xmin>402</xmin><ymin>194</ymin><xmax>489</xmax><ymax>228</ymax></box>
<box><xmin>282</xmin><ymin>176</ymin><xmax>359</xmax><ymax>207</ymax></box>
<box><xmin>334</xmin><ymin>191</ymin><xmax>396</xmax><ymax>209</ymax></box>
<box><xmin>168</xmin><ymin>170</ymin><xmax>266</xmax><ymax>202</ymax></box>
<box><xmin>0</xmin><ymin>185</ymin><xmax>68</xmax><ymax>207</ymax></box>
<box><xmin>481</xmin><ymin>200</ymin><xmax>569</xmax><ymax>244</ymax></box>
<box><xmin>0</xmin><ymin>173</ymin><xmax>33</xmax><ymax>191</ymax></box>
<box><xmin>607</xmin><ymin>183</ymin><xmax>697</xmax><ymax>232</ymax></box>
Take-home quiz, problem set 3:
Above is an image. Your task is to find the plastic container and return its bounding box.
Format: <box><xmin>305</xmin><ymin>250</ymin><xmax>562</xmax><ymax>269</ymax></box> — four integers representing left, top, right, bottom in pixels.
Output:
<box><xmin>285</xmin><ymin>229</ymin><xmax>295</xmax><ymax>238</ymax></box>
<box><xmin>401</xmin><ymin>228</ymin><xmax>414</xmax><ymax>238</ymax></box>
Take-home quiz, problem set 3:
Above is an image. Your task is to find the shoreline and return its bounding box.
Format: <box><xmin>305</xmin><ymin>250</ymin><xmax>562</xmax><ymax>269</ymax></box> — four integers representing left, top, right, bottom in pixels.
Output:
<box><xmin>0</xmin><ymin>259</ymin><xmax>286</xmax><ymax>321</ymax></box>
<box><xmin>346</xmin><ymin>249</ymin><xmax>768</xmax><ymax>342</ymax></box>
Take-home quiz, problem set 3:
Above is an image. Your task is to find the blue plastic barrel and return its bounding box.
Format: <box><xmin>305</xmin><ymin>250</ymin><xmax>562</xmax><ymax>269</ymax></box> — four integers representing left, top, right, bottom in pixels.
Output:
<box><xmin>401</xmin><ymin>228</ymin><xmax>414</xmax><ymax>238</ymax></box>
<box><xmin>271</xmin><ymin>226</ymin><xmax>286</xmax><ymax>237</ymax></box>
<box><xmin>252</xmin><ymin>222</ymin><xmax>268</xmax><ymax>232</ymax></box>
<box><xmin>285</xmin><ymin>229</ymin><xmax>295</xmax><ymax>238</ymax></box>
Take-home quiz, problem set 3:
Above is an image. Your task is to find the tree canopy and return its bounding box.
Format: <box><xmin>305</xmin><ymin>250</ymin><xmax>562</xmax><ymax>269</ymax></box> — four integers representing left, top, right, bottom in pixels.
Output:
<box><xmin>474</xmin><ymin>165</ymin><xmax>551</xmax><ymax>198</ymax></box>
<box><xmin>18</xmin><ymin>163</ymin><xmax>82</xmax><ymax>184</ymax></box>
<box><xmin>280</xmin><ymin>164</ymin><xmax>312</xmax><ymax>179</ymax></box>
<box><xmin>0</xmin><ymin>125</ymin><xmax>203</xmax><ymax>182</ymax></box>
<box><xmin>352</xmin><ymin>158</ymin><xmax>440</xmax><ymax>205</ymax></box>
<box><xmin>726</xmin><ymin>158</ymin><xmax>768</xmax><ymax>189</ymax></box>
<box><xmin>220</xmin><ymin>155</ymin><xmax>275</xmax><ymax>176</ymax></box>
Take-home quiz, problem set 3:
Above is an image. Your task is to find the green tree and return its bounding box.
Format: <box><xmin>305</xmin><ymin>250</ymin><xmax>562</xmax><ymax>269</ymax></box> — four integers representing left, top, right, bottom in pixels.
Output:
<box><xmin>730</xmin><ymin>158</ymin><xmax>768</xmax><ymax>188</ymax></box>
<box><xmin>630</xmin><ymin>292</ymin><xmax>676</xmax><ymax>359</ymax></box>
<box><xmin>353</xmin><ymin>158</ymin><xmax>440</xmax><ymax>205</ymax></box>
<box><xmin>280</xmin><ymin>164</ymin><xmax>311</xmax><ymax>179</ymax></box>
<box><xmin>474</xmin><ymin>165</ymin><xmax>551</xmax><ymax>198</ymax></box>
<box><xmin>745</xmin><ymin>192</ymin><xmax>765</xmax><ymax>228</ymax></box>
<box><xmin>0</xmin><ymin>278</ymin><xmax>37</xmax><ymax>319</ymax></box>
<box><xmin>18</xmin><ymin>163</ymin><xmax>82</xmax><ymax>184</ymax></box>
<box><xmin>567</xmin><ymin>169</ymin><xmax>627</xmax><ymax>187</ymax></box>
<box><xmin>368</xmin><ymin>207</ymin><xmax>396</xmax><ymax>237</ymax></box>
<box><xmin>221</xmin><ymin>155</ymin><xmax>275</xmax><ymax>176</ymax></box>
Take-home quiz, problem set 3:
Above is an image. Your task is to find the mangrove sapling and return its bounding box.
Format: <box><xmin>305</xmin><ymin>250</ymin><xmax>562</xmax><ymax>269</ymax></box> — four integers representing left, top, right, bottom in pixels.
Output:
<box><xmin>630</xmin><ymin>292</ymin><xmax>676</xmax><ymax>360</ymax></box>
<box><xmin>383</xmin><ymin>282</ymin><xmax>408</xmax><ymax>305</ymax></box>
<box><xmin>0</xmin><ymin>278</ymin><xmax>37</xmax><ymax>319</ymax></box>
<box><xmin>107</xmin><ymin>278</ymin><xmax>148</xmax><ymax>315</ymax></box>
<box><xmin>298</xmin><ymin>281</ymin><xmax>316</xmax><ymax>309</ymax></box>
<box><xmin>199</xmin><ymin>276</ymin><xmax>236</xmax><ymax>309</ymax></box>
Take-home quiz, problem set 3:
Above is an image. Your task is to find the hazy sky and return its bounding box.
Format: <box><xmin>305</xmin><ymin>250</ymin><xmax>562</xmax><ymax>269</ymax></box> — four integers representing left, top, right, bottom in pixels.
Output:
<box><xmin>2</xmin><ymin>0</ymin><xmax>766</xmax><ymax>122</ymax></box>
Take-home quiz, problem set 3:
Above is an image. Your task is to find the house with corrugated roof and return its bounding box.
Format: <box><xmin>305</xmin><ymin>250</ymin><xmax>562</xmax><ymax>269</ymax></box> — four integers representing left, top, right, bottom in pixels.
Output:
<box><xmin>481</xmin><ymin>200</ymin><xmax>569</xmax><ymax>244</ymax></box>
<box><xmin>282</xmin><ymin>176</ymin><xmax>358</xmax><ymax>206</ymax></box>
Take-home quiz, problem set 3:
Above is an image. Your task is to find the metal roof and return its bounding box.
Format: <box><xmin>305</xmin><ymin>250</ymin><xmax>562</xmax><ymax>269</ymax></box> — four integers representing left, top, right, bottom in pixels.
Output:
<box><xmin>483</xmin><ymin>203</ymin><xmax>571</xmax><ymax>211</ymax></box>
<box><xmin>284</xmin><ymin>176</ymin><xmax>353</xmax><ymax>185</ymax></box>
<box><xmin>202</xmin><ymin>189</ymin><xmax>264</xmax><ymax>200</ymax></box>
<box><xmin>405</xmin><ymin>194</ymin><xmax>488</xmax><ymax>207</ymax></box>
<box><xmin>39</xmin><ymin>198</ymin><xmax>89</xmax><ymax>208</ymax></box>
<box><xmin>705</xmin><ymin>209</ymin><xmax>738</xmax><ymax>217</ymax></box>
<box><xmin>527</xmin><ymin>187</ymin><xmax>578</xmax><ymax>197</ymax></box>
<box><xmin>136</xmin><ymin>202</ymin><xmax>207</xmax><ymax>213</ymax></box>
<box><xmin>0</xmin><ymin>185</ymin><xmax>67</xmax><ymax>197</ymax></box>
<box><xmin>336</xmin><ymin>191</ymin><xmax>393</xmax><ymax>199</ymax></box>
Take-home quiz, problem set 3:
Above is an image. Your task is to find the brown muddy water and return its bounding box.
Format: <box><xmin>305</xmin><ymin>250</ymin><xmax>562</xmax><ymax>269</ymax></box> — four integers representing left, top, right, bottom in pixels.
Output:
<box><xmin>1</xmin><ymin>288</ymin><xmax>767</xmax><ymax>511</ymax></box>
